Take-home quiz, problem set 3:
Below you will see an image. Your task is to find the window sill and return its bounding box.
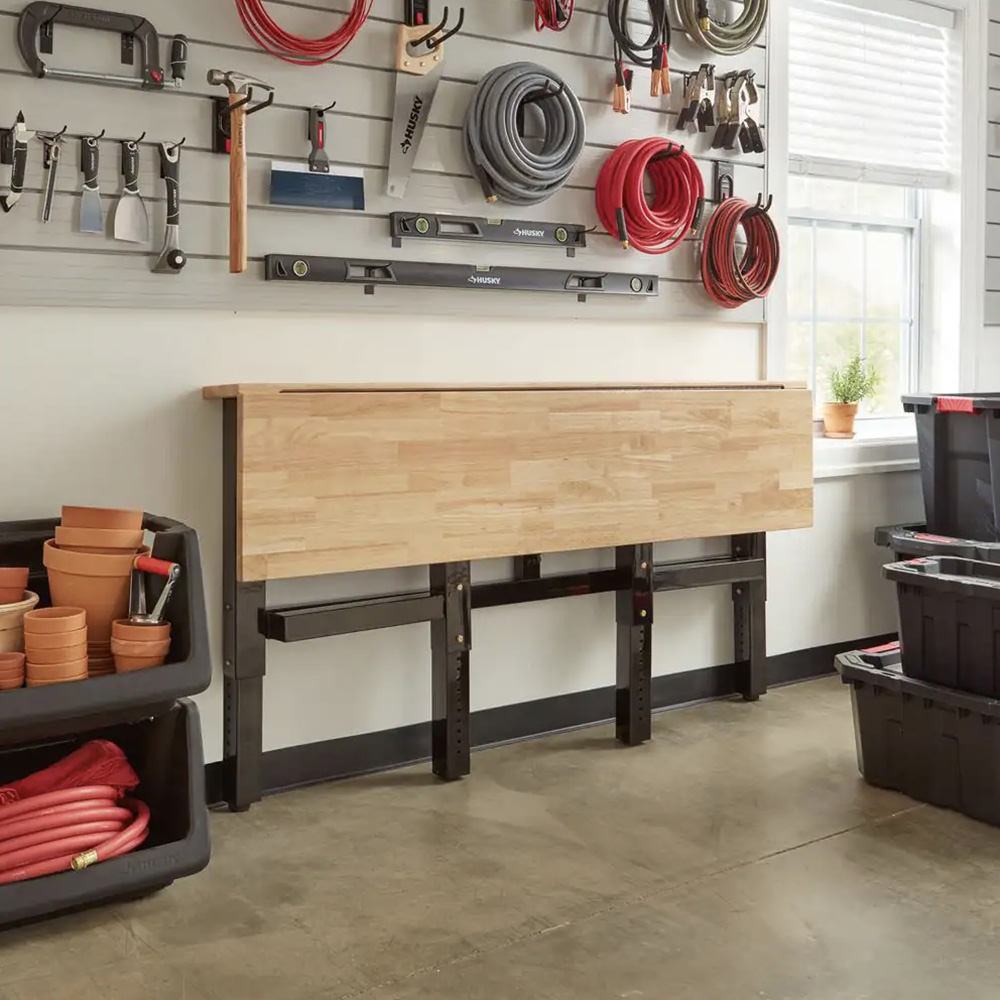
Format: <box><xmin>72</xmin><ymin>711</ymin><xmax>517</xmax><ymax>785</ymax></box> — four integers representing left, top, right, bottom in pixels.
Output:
<box><xmin>813</xmin><ymin>422</ymin><xmax>919</xmax><ymax>480</ymax></box>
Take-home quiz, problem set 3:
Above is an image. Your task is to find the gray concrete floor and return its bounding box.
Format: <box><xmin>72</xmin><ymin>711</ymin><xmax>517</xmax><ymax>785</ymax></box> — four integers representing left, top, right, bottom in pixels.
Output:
<box><xmin>3</xmin><ymin>676</ymin><xmax>1000</xmax><ymax>999</ymax></box>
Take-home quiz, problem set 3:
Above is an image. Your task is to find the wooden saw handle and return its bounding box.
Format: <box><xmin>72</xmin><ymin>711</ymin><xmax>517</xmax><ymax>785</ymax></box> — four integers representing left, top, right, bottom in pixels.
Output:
<box><xmin>229</xmin><ymin>93</ymin><xmax>248</xmax><ymax>274</ymax></box>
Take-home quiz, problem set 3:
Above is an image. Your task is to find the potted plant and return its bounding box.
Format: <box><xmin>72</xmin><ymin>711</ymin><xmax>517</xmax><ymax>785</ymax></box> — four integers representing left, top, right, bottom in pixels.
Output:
<box><xmin>824</xmin><ymin>353</ymin><xmax>881</xmax><ymax>439</ymax></box>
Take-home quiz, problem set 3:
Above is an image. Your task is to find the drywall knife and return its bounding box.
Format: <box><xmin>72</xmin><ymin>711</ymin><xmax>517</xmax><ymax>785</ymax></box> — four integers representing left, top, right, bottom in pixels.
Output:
<box><xmin>79</xmin><ymin>134</ymin><xmax>104</xmax><ymax>234</ymax></box>
<box><xmin>0</xmin><ymin>112</ymin><xmax>33</xmax><ymax>214</ymax></box>
<box><xmin>38</xmin><ymin>127</ymin><xmax>65</xmax><ymax>223</ymax></box>
<box><xmin>113</xmin><ymin>138</ymin><xmax>149</xmax><ymax>244</ymax></box>
<box><xmin>152</xmin><ymin>141</ymin><xmax>186</xmax><ymax>273</ymax></box>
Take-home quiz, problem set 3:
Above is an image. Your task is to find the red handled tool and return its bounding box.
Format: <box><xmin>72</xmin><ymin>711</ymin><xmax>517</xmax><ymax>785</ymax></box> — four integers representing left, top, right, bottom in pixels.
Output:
<box><xmin>129</xmin><ymin>554</ymin><xmax>181</xmax><ymax>625</ymax></box>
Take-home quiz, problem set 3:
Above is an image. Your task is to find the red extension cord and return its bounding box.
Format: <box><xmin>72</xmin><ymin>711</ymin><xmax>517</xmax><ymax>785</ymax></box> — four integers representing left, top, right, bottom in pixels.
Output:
<box><xmin>0</xmin><ymin>787</ymin><xmax>149</xmax><ymax>886</ymax></box>
<box><xmin>233</xmin><ymin>0</ymin><xmax>374</xmax><ymax>64</ymax></box>
<box><xmin>535</xmin><ymin>0</ymin><xmax>574</xmax><ymax>31</ymax></box>
<box><xmin>701</xmin><ymin>197</ymin><xmax>780</xmax><ymax>309</ymax></box>
<box><xmin>595</xmin><ymin>138</ymin><xmax>704</xmax><ymax>255</ymax></box>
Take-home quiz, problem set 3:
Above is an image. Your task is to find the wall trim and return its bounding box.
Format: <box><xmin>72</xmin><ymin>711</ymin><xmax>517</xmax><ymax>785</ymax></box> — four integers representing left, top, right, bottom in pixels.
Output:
<box><xmin>204</xmin><ymin>634</ymin><xmax>893</xmax><ymax>805</ymax></box>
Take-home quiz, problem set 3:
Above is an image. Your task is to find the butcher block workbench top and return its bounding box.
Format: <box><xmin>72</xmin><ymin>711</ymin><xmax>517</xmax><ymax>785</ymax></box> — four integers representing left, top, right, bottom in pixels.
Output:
<box><xmin>204</xmin><ymin>382</ymin><xmax>814</xmax><ymax>581</ymax></box>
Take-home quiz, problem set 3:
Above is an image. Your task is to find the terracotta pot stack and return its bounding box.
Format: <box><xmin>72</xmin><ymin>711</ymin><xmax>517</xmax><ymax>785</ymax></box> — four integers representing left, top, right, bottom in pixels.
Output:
<box><xmin>111</xmin><ymin>618</ymin><xmax>172</xmax><ymax>673</ymax></box>
<box><xmin>0</xmin><ymin>590</ymin><xmax>40</xmax><ymax>654</ymax></box>
<box><xmin>0</xmin><ymin>567</ymin><xmax>29</xmax><ymax>606</ymax></box>
<box><xmin>22</xmin><ymin>607</ymin><xmax>88</xmax><ymax>686</ymax></box>
<box><xmin>0</xmin><ymin>652</ymin><xmax>25</xmax><ymax>690</ymax></box>
<box><xmin>44</xmin><ymin>506</ymin><xmax>147</xmax><ymax>668</ymax></box>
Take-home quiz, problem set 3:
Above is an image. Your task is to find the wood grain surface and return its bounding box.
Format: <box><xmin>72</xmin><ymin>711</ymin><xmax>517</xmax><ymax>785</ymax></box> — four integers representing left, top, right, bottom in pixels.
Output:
<box><xmin>212</xmin><ymin>384</ymin><xmax>814</xmax><ymax>581</ymax></box>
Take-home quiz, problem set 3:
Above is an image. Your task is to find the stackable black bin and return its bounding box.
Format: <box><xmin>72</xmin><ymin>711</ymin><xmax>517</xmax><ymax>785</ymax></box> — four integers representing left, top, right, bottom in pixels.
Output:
<box><xmin>0</xmin><ymin>514</ymin><xmax>211</xmax><ymax>746</ymax></box>
<box><xmin>0</xmin><ymin>700</ymin><xmax>210</xmax><ymax>927</ymax></box>
<box><xmin>836</xmin><ymin>647</ymin><xmax>1000</xmax><ymax>827</ymax></box>
<box><xmin>884</xmin><ymin>555</ymin><xmax>1000</xmax><ymax>697</ymax></box>
<box><xmin>875</xmin><ymin>522</ymin><xmax>1000</xmax><ymax>563</ymax></box>
<box><xmin>904</xmin><ymin>392</ymin><xmax>1000</xmax><ymax>542</ymax></box>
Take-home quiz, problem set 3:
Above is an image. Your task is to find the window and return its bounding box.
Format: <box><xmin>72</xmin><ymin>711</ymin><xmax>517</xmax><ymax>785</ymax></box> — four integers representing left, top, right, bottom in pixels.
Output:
<box><xmin>787</xmin><ymin>0</ymin><xmax>960</xmax><ymax>422</ymax></box>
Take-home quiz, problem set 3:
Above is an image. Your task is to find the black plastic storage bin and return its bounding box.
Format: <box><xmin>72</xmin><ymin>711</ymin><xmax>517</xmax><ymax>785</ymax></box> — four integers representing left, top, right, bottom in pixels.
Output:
<box><xmin>836</xmin><ymin>647</ymin><xmax>1000</xmax><ymax>827</ymax></box>
<box><xmin>875</xmin><ymin>522</ymin><xmax>1000</xmax><ymax>562</ymax></box>
<box><xmin>904</xmin><ymin>392</ymin><xmax>1000</xmax><ymax>542</ymax></box>
<box><xmin>0</xmin><ymin>514</ymin><xmax>211</xmax><ymax>746</ymax></box>
<box><xmin>0</xmin><ymin>698</ymin><xmax>210</xmax><ymax>927</ymax></box>
<box><xmin>884</xmin><ymin>555</ymin><xmax>1000</xmax><ymax>696</ymax></box>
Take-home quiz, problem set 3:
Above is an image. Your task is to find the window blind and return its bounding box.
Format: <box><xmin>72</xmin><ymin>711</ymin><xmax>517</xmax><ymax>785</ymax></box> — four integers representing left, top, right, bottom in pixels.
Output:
<box><xmin>789</xmin><ymin>0</ymin><xmax>959</xmax><ymax>188</ymax></box>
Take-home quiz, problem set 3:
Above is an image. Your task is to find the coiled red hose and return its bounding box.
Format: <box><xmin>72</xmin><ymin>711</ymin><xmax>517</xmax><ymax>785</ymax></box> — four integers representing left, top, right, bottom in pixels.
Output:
<box><xmin>595</xmin><ymin>138</ymin><xmax>704</xmax><ymax>255</ymax></box>
<box><xmin>701</xmin><ymin>197</ymin><xmax>780</xmax><ymax>308</ymax></box>
<box><xmin>534</xmin><ymin>0</ymin><xmax>574</xmax><ymax>30</ymax></box>
<box><xmin>233</xmin><ymin>0</ymin><xmax>374</xmax><ymax>64</ymax></box>
<box><xmin>0</xmin><ymin>786</ymin><xmax>149</xmax><ymax>886</ymax></box>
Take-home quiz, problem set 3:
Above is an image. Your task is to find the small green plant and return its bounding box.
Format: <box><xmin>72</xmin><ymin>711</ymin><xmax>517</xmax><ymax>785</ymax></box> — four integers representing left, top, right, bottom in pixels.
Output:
<box><xmin>829</xmin><ymin>353</ymin><xmax>881</xmax><ymax>405</ymax></box>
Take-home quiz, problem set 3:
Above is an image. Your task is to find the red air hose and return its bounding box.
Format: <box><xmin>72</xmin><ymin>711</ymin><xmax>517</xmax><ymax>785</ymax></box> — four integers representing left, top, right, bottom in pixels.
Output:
<box><xmin>595</xmin><ymin>139</ymin><xmax>704</xmax><ymax>254</ymax></box>
<box><xmin>0</xmin><ymin>786</ymin><xmax>149</xmax><ymax>886</ymax></box>
<box><xmin>233</xmin><ymin>0</ymin><xmax>374</xmax><ymax>64</ymax></box>
<box><xmin>534</xmin><ymin>0</ymin><xmax>574</xmax><ymax>30</ymax></box>
<box><xmin>701</xmin><ymin>197</ymin><xmax>780</xmax><ymax>308</ymax></box>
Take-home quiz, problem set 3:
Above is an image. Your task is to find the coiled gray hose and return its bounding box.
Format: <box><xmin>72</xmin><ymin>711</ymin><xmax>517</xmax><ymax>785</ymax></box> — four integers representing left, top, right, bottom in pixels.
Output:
<box><xmin>673</xmin><ymin>0</ymin><xmax>768</xmax><ymax>55</ymax></box>
<box><xmin>463</xmin><ymin>62</ymin><xmax>586</xmax><ymax>206</ymax></box>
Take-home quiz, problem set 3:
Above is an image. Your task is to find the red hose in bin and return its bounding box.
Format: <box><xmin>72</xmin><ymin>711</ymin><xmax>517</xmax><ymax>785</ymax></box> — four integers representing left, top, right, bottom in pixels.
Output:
<box><xmin>595</xmin><ymin>138</ymin><xmax>704</xmax><ymax>254</ymax></box>
<box><xmin>700</xmin><ymin>197</ymin><xmax>780</xmax><ymax>309</ymax></box>
<box><xmin>233</xmin><ymin>0</ymin><xmax>374</xmax><ymax>64</ymax></box>
<box><xmin>0</xmin><ymin>787</ymin><xmax>149</xmax><ymax>886</ymax></box>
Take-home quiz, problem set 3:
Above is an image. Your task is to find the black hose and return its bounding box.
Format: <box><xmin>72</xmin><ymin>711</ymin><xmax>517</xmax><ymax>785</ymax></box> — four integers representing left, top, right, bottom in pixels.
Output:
<box><xmin>463</xmin><ymin>63</ymin><xmax>586</xmax><ymax>206</ymax></box>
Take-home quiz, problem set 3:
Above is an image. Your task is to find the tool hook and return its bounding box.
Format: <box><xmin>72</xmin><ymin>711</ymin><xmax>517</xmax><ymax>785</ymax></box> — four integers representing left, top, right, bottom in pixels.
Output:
<box><xmin>747</xmin><ymin>193</ymin><xmax>773</xmax><ymax>217</ymax></box>
<box><xmin>414</xmin><ymin>5</ymin><xmax>465</xmax><ymax>49</ymax></box>
<box><xmin>40</xmin><ymin>124</ymin><xmax>68</xmax><ymax>142</ymax></box>
<box><xmin>125</xmin><ymin>130</ymin><xmax>147</xmax><ymax>145</ymax></box>
<box><xmin>319</xmin><ymin>100</ymin><xmax>337</xmax><ymax>113</ymax></box>
<box><xmin>167</xmin><ymin>136</ymin><xmax>186</xmax><ymax>153</ymax></box>
<box><xmin>84</xmin><ymin>128</ymin><xmax>106</xmax><ymax>141</ymax></box>
<box><xmin>522</xmin><ymin>80</ymin><xmax>566</xmax><ymax>106</ymax></box>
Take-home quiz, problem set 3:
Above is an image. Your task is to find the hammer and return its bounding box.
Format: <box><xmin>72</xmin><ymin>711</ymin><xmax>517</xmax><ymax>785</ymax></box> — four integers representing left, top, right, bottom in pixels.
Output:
<box><xmin>208</xmin><ymin>69</ymin><xmax>275</xmax><ymax>274</ymax></box>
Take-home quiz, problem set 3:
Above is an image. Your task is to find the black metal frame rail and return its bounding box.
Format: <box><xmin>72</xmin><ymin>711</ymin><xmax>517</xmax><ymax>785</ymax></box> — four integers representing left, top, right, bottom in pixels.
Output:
<box><xmin>220</xmin><ymin>399</ymin><xmax>768</xmax><ymax>812</ymax></box>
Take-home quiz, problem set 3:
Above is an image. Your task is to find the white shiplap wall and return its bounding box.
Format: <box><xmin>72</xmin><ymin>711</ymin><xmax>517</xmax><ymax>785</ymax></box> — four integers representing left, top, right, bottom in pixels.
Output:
<box><xmin>0</xmin><ymin>0</ymin><xmax>769</xmax><ymax>321</ymax></box>
<box><xmin>988</xmin><ymin>0</ymin><xmax>1000</xmax><ymax>324</ymax></box>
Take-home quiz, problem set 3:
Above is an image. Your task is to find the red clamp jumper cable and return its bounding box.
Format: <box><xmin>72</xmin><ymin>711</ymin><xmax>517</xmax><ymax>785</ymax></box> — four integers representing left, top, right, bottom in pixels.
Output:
<box><xmin>535</xmin><ymin>0</ymin><xmax>574</xmax><ymax>31</ymax></box>
<box><xmin>596</xmin><ymin>139</ymin><xmax>704</xmax><ymax>255</ymax></box>
<box><xmin>701</xmin><ymin>195</ymin><xmax>780</xmax><ymax>308</ymax></box>
<box><xmin>233</xmin><ymin>0</ymin><xmax>373</xmax><ymax>64</ymax></box>
<box><xmin>607</xmin><ymin>0</ymin><xmax>670</xmax><ymax>112</ymax></box>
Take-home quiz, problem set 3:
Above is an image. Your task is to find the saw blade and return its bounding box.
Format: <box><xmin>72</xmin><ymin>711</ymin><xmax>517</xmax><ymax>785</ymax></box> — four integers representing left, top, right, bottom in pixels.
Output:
<box><xmin>387</xmin><ymin>63</ymin><xmax>443</xmax><ymax>200</ymax></box>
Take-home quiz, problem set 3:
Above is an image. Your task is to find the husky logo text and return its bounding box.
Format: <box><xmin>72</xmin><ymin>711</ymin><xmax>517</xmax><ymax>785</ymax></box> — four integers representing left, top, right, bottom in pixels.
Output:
<box><xmin>400</xmin><ymin>96</ymin><xmax>424</xmax><ymax>154</ymax></box>
<box><xmin>468</xmin><ymin>274</ymin><xmax>502</xmax><ymax>286</ymax></box>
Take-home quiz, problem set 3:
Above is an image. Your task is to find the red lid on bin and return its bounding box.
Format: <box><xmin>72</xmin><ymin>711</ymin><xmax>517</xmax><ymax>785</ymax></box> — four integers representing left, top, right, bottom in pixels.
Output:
<box><xmin>936</xmin><ymin>397</ymin><xmax>979</xmax><ymax>413</ymax></box>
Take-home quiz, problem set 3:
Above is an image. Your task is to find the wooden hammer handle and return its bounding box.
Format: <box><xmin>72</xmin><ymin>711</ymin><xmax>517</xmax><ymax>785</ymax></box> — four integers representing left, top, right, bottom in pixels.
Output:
<box><xmin>229</xmin><ymin>93</ymin><xmax>248</xmax><ymax>274</ymax></box>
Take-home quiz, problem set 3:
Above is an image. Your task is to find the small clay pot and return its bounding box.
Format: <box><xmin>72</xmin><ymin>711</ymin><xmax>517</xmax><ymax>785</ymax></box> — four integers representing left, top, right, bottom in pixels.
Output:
<box><xmin>0</xmin><ymin>668</ymin><xmax>25</xmax><ymax>684</ymax></box>
<box><xmin>61</xmin><ymin>506</ymin><xmax>143</xmax><ymax>530</ymax></box>
<box><xmin>23</xmin><ymin>606</ymin><xmax>86</xmax><ymax>634</ymax></box>
<box><xmin>112</xmin><ymin>619</ymin><xmax>171</xmax><ymax>643</ymax></box>
<box><xmin>0</xmin><ymin>591</ymin><xmax>40</xmax><ymax>654</ymax></box>
<box><xmin>823</xmin><ymin>402</ymin><xmax>859</xmax><ymax>440</ymax></box>
<box><xmin>0</xmin><ymin>568</ymin><xmax>29</xmax><ymax>591</ymax></box>
<box><xmin>24</xmin><ymin>626</ymin><xmax>87</xmax><ymax>650</ymax></box>
<box><xmin>0</xmin><ymin>677</ymin><xmax>24</xmax><ymax>691</ymax></box>
<box><xmin>114</xmin><ymin>652</ymin><xmax>167</xmax><ymax>672</ymax></box>
<box><xmin>43</xmin><ymin>541</ymin><xmax>148</xmax><ymax>643</ymax></box>
<box><xmin>26</xmin><ymin>657</ymin><xmax>88</xmax><ymax>681</ymax></box>
<box><xmin>110</xmin><ymin>637</ymin><xmax>171</xmax><ymax>657</ymax></box>
<box><xmin>54</xmin><ymin>526</ymin><xmax>144</xmax><ymax>551</ymax></box>
<box><xmin>26</xmin><ymin>674</ymin><xmax>87</xmax><ymax>687</ymax></box>
<box><xmin>26</xmin><ymin>642</ymin><xmax>88</xmax><ymax>665</ymax></box>
<box><xmin>0</xmin><ymin>652</ymin><xmax>25</xmax><ymax>673</ymax></box>
<box><xmin>0</xmin><ymin>588</ymin><xmax>26</xmax><ymax>606</ymax></box>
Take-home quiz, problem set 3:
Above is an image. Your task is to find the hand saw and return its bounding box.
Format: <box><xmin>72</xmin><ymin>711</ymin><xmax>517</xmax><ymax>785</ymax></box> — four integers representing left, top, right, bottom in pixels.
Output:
<box><xmin>386</xmin><ymin>1</ymin><xmax>465</xmax><ymax>199</ymax></box>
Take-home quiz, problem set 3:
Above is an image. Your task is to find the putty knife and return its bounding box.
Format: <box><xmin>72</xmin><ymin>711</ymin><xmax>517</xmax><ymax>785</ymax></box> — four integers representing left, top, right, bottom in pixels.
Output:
<box><xmin>113</xmin><ymin>139</ymin><xmax>149</xmax><ymax>244</ymax></box>
<box><xmin>79</xmin><ymin>135</ymin><xmax>104</xmax><ymax>234</ymax></box>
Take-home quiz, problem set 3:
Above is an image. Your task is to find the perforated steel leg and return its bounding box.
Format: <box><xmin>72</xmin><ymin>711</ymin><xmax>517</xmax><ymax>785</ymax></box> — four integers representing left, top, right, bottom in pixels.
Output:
<box><xmin>431</xmin><ymin>562</ymin><xmax>471</xmax><ymax>780</ymax></box>
<box><xmin>732</xmin><ymin>532</ymin><xmax>767</xmax><ymax>701</ymax></box>
<box><xmin>616</xmin><ymin>544</ymin><xmax>653</xmax><ymax>746</ymax></box>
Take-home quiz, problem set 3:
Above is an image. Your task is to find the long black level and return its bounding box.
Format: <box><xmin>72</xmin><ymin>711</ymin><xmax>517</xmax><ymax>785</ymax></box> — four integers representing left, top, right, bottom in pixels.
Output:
<box><xmin>264</xmin><ymin>256</ymin><xmax>659</xmax><ymax>301</ymax></box>
<box><xmin>390</xmin><ymin>212</ymin><xmax>588</xmax><ymax>257</ymax></box>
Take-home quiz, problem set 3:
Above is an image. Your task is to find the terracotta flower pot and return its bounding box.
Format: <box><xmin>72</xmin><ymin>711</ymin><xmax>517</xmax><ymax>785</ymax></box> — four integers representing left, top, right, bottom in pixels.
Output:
<box><xmin>26</xmin><ymin>657</ymin><xmax>88</xmax><ymax>681</ymax></box>
<box><xmin>54</xmin><ymin>526</ymin><xmax>144</xmax><ymax>551</ymax></box>
<box><xmin>823</xmin><ymin>402</ymin><xmax>859</xmax><ymax>440</ymax></box>
<box><xmin>0</xmin><ymin>588</ymin><xmax>27</xmax><ymax>606</ymax></box>
<box><xmin>26</xmin><ymin>642</ymin><xmax>88</xmax><ymax>665</ymax></box>
<box><xmin>114</xmin><ymin>652</ymin><xmax>167</xmax><ymax>672</ymax></box>
<box><xmin>112</xmin><ymin>619</ymin><xmax>171</xmax><ymax>643</ymax></box>
<box><xmin>0</xmin><ymin>677</ymin><xmax>24</xmax><ymax>691</ymax></box>
<box><xmin>26</xmin><ymin>675</ymin><xmax>87</xmax><ymax>687</ymax></box>
<box><xmin>24</xmin><ymin>626</ymin><xmax>87</xmax><ymax>650</ymax></box>
<box><xmin>110</xmin><ymin>636</ymin><xmax>171</xmax><ymax>657</ymax></box>
<box><xmin>43</xmin><ymin>541</ymin><xmax>148</xmax><ymax>643</ymax></box>
<box><xmin>0</xmin><ymin>591</ymin><xmax>40</xmax><ymax>654</ymax></box>
<box><xmin>23</xmin><ymin>606</ymin><xmax>85</xmax><ymax>634</ymax></box>
<box><xmin>61</xmin><ymin>506</ymin><xmax>143</xmax><ymax>530</ymax></box>
<box><xmin>0</xmin><ymin>568</ymin><xmax>29</xmax><ymax>590</ymax></box>
<box><xmin>0</xmin><ymin>652</ymin><xmax>25</xmax><ymax>674</ymax></box>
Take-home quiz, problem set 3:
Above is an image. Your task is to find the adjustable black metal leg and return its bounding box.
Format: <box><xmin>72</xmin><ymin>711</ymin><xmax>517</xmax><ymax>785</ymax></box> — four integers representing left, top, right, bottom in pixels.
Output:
<box><xmin>615</xmin><ymin>544</ymin><xmax>653</xmax><ymax>746</ymax></box>
<box><xmin>222</xmin><ymin>399</ymin><xmax>267</xmax><ymax>812</ymax></box>
<box><xmin>732</xmin><ymin>532</ymin><xmax>767</xmax><ymax>701</ymax></box>
<box><xmin>431</xmin><ymin>562</ymin><xmax>471</xmax><ymax>780</ymax></box>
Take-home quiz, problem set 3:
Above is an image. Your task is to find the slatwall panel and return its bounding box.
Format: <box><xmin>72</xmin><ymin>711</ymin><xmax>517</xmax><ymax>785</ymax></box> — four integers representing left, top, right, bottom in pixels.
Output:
<box><xmin>0</xmin><ymin>0</ymin><xmax>770</xmax><ymax>320</ymax></box>
<box><xmin>988</xmin><ymin>0</ymin><xmax>1000</xmax><ymax>322</ymax></box>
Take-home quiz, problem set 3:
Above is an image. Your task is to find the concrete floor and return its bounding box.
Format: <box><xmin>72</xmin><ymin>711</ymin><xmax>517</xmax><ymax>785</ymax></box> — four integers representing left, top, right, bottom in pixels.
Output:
<box><xmin>3</xmin><ymin>676</ymin><xmax>1000</xmax><ymax>999</ymax></box>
